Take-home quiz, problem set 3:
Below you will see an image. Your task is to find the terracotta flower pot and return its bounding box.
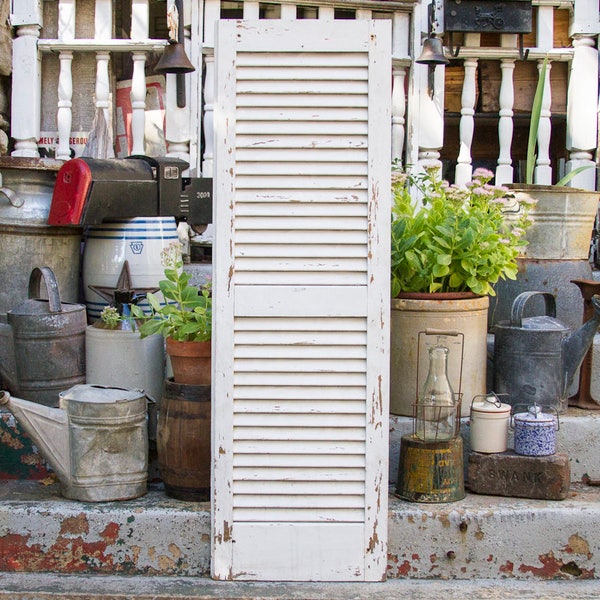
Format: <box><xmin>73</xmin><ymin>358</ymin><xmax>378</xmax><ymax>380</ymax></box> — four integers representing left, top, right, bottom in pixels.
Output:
<box><xmin>166</xmin><ymin>338</ymin><xmax>211</xmax><ymax>385</ymax></box>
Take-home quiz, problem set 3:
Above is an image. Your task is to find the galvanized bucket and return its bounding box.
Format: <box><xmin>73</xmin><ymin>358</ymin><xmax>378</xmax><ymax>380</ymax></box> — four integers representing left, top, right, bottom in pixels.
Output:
<box><xmin>6</xmin><ymin>267</ymin><xmax>86</xmax><ymax>406</ymax></box>
<box><xmin>0</xmin><ymin>157</ymin><xmax>82</xmax><ymax>321</ymax></box>
<box><xmin>58</xmin><ymin>384</ymin><xmax>148</xmax><ymax>501</ymax></box>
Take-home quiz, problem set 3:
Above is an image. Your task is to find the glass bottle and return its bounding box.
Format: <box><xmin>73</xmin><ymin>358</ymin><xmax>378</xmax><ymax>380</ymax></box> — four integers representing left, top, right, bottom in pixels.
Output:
<box><xmin>415</xmin><ymin>345</ymin><xmax>457</xmax><ymax>442</ymax></box>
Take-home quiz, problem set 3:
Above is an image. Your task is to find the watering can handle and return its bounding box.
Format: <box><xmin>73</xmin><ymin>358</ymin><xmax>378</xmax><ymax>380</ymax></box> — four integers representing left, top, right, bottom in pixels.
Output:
<box><xmin>28</xmin><ymin>267</ymin><xmax>62</xmax><ymax>313</ymax></box>
<box><xmin>510</xmin><ymin>291</ymin><xmax>556</xmax><ymax>327</ymax></box>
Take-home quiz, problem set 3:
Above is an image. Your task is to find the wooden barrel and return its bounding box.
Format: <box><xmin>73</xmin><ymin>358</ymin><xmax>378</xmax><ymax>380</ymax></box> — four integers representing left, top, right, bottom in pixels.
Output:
<box><xmin>158</xmin><ymin>379</ymin><xmax>211</xmax><ymax>501</ymax></box>
<box><xmin>396</xmin><ymin>434</ymin><xmax>465</xmax><ymax>503</ymax></box>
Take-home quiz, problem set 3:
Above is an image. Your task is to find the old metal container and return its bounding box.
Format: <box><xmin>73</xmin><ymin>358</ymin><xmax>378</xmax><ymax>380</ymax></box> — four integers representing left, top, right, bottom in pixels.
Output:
<box><xmin>512</xmin><ymin>404</ymin><xmax>558</xmax><ymax>456</ymax></box>
<box><xmin>0</xmin><ymin>384</ymin><xmax>148</xmax><ymax>501</ymax></box>
<box><xmin>2</xmin><ymin>267</ymin><xmax>86</xmax><ymax>406</ymax></box>
<box><xmin>396</xmin><ymin>434</ymin><xmax>465</xmax><ymax>503</ymax></box>
<box><xmin>0</xmin><ymin>157</ymin><xmax>82</xmax><ymax>321</ymax></box>
<box><xmin>469</xmin><ymin>394</ymin><xmax>511</xmax><ymax>454</ymax></box>
<box><xmin>492</xmin><ymin>291</ymin><xmax>600</xmax><ymax>413</ymax></box>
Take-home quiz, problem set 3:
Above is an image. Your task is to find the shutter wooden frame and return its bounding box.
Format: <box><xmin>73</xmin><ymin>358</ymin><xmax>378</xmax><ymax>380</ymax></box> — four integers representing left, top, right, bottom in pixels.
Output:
<box><xmin>212</xmin><ymin>19</ymin><xmax>391</xmax><ymax>582</ymax></box>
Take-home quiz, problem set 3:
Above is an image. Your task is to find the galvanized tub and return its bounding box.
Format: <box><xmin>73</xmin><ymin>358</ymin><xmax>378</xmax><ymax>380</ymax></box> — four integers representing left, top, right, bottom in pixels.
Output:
<box><xmin>0</xmin><ymin>157</ymin><xmax>82</xmax><ymax>321</ymax></box>
<box><xmin>58</xmin><ymin>384</ymin><xmax>148</xmax><ymax>501</ymax></box>
<box><xmin>6</xmin><ymin>267</ymin><xmax>86</xmax><ymax>406</ymax></box>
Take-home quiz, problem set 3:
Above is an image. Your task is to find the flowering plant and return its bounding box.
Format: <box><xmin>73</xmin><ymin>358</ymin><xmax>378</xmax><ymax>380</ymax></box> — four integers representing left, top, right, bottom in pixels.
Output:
<box><xmin>130</xmin><ymin>242</ymin><xmax>212</xmax><ymax>341</ymax></box>
<box><xmin>391</xmin><ymin>166</ymin><xmax>536</xmax><ymax>297</ymax></box>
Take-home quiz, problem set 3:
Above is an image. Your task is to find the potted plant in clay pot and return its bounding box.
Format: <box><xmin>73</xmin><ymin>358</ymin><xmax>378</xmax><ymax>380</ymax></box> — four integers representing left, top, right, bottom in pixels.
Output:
<box><xmin>130</xmin><ymin>242</ymin><xmax>212</xmax><ymax>385</ymax></box>
<box><xmin>390</xmin><ymin>166</ymin><xmax>535</xmax><ymax>416</ymax></box>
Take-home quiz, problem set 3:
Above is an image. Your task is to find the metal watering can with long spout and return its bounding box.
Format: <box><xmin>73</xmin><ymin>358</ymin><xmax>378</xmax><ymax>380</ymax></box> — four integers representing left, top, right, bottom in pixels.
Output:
<box><xmin>0</xmin><ymin>384</ymin><xmax>148</xmax><ymax>501</ymax></box>
<box><xmin>492</xmin><ymin>291</ymin><xmax>600</xmax><ymax>413</ymax></box>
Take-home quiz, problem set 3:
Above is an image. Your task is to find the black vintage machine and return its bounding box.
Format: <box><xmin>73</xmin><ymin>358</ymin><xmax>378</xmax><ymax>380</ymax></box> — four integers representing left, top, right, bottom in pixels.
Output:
<box><xmin>47</xmin><ymin>155</ymin><xmax>212</xmax><ymax>226</ymax></box>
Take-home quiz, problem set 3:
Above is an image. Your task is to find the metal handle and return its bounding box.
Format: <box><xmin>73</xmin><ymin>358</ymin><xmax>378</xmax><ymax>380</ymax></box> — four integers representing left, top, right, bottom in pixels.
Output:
<box><xmin>28</xmin><ymin>267</ymin><xmax>62</xmax><ymax>313</ymax></box>
<box><xmin>510</xmin><ymin>403</ymin><xmax>560</xmax><ymax>431</ymax></box>
<box><xmin>0</xmin><ymin>187</ymin><xmax>24</xmax><ymax>208</ymax></box>
<box><xmin>510</xmin><ymin>291</ymin><xmax>556</xmax><ymax>327</ymax></box>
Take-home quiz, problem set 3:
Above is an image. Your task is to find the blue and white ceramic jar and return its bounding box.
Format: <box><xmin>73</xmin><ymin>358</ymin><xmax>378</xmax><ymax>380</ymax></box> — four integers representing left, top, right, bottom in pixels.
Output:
<box><xmin>512</xmin><ymin>405</ymin><xmax>558</xmax><ymax>456</ymax></box>
<box><xmin>82</xmin><ymin>217</ymin><xmax>178</xmax><ymax>321</ymax></box>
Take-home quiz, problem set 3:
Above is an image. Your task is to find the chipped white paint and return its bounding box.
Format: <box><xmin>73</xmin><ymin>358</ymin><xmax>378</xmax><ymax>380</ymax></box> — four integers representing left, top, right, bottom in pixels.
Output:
<box><xmin>212</xmin><ymin>19</ymin><xmax>390</xmax><ymax>581</ymax></box>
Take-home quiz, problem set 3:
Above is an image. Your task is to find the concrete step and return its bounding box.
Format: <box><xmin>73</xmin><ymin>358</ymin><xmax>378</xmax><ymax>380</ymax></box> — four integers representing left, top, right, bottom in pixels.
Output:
<box><xmin>1</xmin><ymin>572</ymin><xmax>599</xmax><ymax>600</ymax></box>
<box><xmin>2</xmin><ymin>479</ymin><xmax>600</xmax><ymax>582</ymax></box>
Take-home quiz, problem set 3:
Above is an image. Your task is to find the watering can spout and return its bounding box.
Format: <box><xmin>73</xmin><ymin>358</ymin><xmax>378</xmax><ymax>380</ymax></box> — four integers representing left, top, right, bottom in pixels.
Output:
<box><xmin>563</xmin><ymin>294</ymin><xmax>600</xmax><ymax>391</ymax></box>
<box><xmin>0</xmin><ymin>390</ymin><xmax>70</xmax><ymax>483</ymax></box>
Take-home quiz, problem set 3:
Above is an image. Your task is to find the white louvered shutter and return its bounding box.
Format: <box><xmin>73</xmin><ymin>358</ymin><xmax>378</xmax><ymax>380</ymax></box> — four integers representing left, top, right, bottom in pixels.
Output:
<box><xmin>212</xmin><ymin>19</ymin><xmax>391</xmax><ymax>582</ymax></box>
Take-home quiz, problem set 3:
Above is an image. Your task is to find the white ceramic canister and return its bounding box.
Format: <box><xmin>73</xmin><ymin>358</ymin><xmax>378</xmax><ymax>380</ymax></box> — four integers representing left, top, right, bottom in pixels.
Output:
<box><xmin>82</xmin><ymin>217</ymin><xmax>178</xmax><ymax>321</ymax></box>
<box><xmin>469</xmin><ymin>394</ymin><xmax>511</xmax><ymax>453</ymax></box>
<box><xmin>85</xmin><ymin>324</ymin><xmax>165</xmax><ymax>404</ymax></box>
<box><xmin>512</xmin><ymin>404</ymin><xmax>558</xmax><ymax>456</ymax></box>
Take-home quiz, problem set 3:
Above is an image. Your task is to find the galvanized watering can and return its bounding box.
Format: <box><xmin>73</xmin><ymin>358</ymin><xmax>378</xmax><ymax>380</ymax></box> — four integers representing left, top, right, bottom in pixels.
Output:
<box><xmin>493</xmin><ymin>291</ymin><xmax>600</xmax><ymax>413</ymax></box>
<box><xmin>0</xmin><ymin>266</ymin><xmax>86</xmax><ymax>406</ymax></box>
<box><xmin>0</xmin><ymin>384</ymin><xmax>148</xmax><ymax>501</ymax></box>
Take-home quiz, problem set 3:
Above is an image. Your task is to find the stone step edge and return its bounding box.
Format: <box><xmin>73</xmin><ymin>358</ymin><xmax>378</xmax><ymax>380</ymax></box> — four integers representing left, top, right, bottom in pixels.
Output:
<box><xmin>0</xmin><ymin>572</ymin><xmax>599</xmax><ymax>600</ymax></box>
<box><xmin>2</xmin><ymin>481</ymin><xmax>600</xmax><ymax>580</ymax></box>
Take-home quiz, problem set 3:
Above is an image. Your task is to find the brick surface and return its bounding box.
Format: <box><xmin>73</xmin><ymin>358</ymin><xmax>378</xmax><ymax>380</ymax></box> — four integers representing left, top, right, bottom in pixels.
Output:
<box><xmin>467</xmin><ymin>451</ymin><xmax>570</xmax><ymax>500</ymax></box>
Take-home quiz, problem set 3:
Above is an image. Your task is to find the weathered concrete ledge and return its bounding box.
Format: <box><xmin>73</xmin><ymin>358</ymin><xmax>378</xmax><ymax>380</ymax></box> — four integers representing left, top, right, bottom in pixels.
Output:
<box><xmin>1</xmin><ymin>480</ymin><xmax>599</xmax><ymax>581</ymax></box>
<box><xmin>1</xmin><ymin>572</ymin><xmax>599</xmax><ymax>600</ymax></box>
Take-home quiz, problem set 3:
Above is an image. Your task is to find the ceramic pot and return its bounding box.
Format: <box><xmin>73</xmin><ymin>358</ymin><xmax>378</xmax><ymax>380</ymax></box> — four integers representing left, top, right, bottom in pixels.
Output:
<box><xmin>166</xmin><ymin>338</ymin><xmax>211</xmax><ymax>385</ymax></box>
<box><xmin>469</xmin><ymin>394</ymin><xmax>511</xmax><ymax>454</ymax></box>
<box><xmin>390</xmin><ymin>292</ymin><xmax>489</xmax><ymax>417</ymax></box>
<box><xmin>512</xmin><ymin>405</ymin><xmax>558</xmax><ymax>456</ymax></box>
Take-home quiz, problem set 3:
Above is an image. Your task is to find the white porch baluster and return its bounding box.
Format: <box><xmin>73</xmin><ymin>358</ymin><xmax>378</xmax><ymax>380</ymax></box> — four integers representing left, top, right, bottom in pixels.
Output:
<box><xmin>56</xmin><ymin>0</ymin><xmax>76</xmax><ymax>160</ymax></box>
<box><xmin>454</xmin><ymin>57</ymin><xmax>477</xmax><ymax>186</ymax></box>
<box><xmin>10</xmin><ymin>19</ymin><xmax>42</xmax><ymax>157</ymax></box>
<box><xmin>130</xmin><ymin>0</ymin><xmax>149</xmax><ymax>156</ymax></box>
<box><xmin>416</xmin><ymin>1</ymin><xmax>444</xmax><ymax>171</ymax></box>
<box><xmin>318</xmin><ymin>5</ymin><xmax>335</xmax><ymax>19</ymax></box>
<box><xmin>165</xmin><ymin>1</ymin><xmax>192</xmax><ymax>164</ymax></box>
<box><xmin>391</xmin><ymin>12</ymin><xmax>409</xmax><ymax>165</ymax></box>
<box><xmin>534</xmin><ymin>59</ymin><xmax>552</xmax><ymax>185</ymax></box>
<box><xmin>244</xmin><ymin>2</ymin><xmax>260</xmax><ymax>18</ymax></box>
<box><xmin>281</xmin><ymin>4</ymin><xmax>298</xmax><ymax>19</ymax></box>
<box><xmin>130</xmin><ymin>52</ymin><xmax>147</xmax><ymax>156</ymax></box>
<box><xmin>566</xmin><ymin>35</ymin><xmax>599</xmax><ymax>190</ymax></box>
<box><xmin>495</xmin><ymin>58</ymin><xmax>515</xmax><ymax>185</ymax></box>
<box><xmin>56</xmin><ymin>51</ymin><xmax>74</xmax><ymax>160</ymax></box>
<box><xmin>201</xmin><ymin>0</ymin><xmax>220</xmax><ymax>177</ymax></box>
<box><xmin>95</xmin><ymin>0</ymin><xmax>112</xmax><ymax>129</ymax></box>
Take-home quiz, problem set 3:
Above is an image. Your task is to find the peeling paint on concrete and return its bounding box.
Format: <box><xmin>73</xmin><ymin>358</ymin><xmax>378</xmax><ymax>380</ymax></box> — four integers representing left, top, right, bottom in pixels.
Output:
<box><xmin>386</xmin><ymin>484</ymin><xmax>600</xmax><ymax>580</ymax></box>
<box><xmin>0</xmin><ymin>481</ymin><xmax>211</xmax><ymax>576</ymax></box>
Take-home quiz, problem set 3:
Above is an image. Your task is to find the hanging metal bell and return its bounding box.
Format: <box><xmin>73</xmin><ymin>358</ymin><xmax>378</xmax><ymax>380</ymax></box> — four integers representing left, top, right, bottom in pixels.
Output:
<box><xmin>416</xmin><ymin>36</ymin><xmax>449</xmax><ymax>65</ymax></box>
<box><xmin>155</xmin><ymin>40</ymin><xmax>195</xmax><ymax>74</ymax></box>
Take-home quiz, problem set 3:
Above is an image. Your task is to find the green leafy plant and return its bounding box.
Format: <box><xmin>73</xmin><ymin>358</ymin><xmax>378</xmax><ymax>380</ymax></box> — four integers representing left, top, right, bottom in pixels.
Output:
<box><xmin>526</xmin><ymin>56</ymin><xmax>590</xmax><ymax>186</ymax></box>
<box><xmin>130</xmin><ymin>242</ymin><xmax>212</xmax><ymax>342</ymax></box>
<box><xmin>391</xmin><ymin>166</ymin><xmax>536</xmax><ymax>297</ymax></box>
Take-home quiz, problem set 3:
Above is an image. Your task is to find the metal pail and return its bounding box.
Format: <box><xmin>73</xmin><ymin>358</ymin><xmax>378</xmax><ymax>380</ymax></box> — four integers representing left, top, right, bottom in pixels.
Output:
<box><xmin>59</xmin><ymin>384</ymin><xmax>148</xmax><ymax>501</ymax></box>
<box><xmin>7</xmin><ymin>267</ymin><xmax>86</xmax><ymax>406</ymax></box>
<box><xmin>0</xmin><ymin>158</ymin><xmax>82</xmax><ymax>321</ymax></box>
